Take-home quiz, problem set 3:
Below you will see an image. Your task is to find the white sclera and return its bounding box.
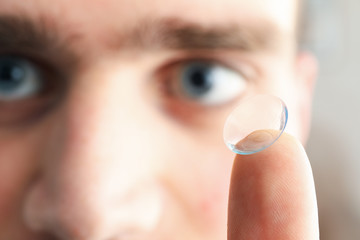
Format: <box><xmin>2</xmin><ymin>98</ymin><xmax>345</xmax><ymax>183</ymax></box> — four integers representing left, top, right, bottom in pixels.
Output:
<box><xmin>223</xmin><ymin>95</ymin><xmax>288</xmax><ymax>155</ymax></box>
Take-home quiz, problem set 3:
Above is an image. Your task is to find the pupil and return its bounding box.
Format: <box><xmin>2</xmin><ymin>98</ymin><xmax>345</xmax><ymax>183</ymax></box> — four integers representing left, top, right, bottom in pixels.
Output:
<box><xmin>185</xmin><ymin>65</ymin><xmax>213</xmax><ymax>95</ymax></box>
<box><xmin>0</xmin><ymin>61</ymin><xmax>24</xmax><ymax>91</ymax></box>
<box><xmin>191</xmin><ymin>70</ymin><xmax>207</xmax><ymax>87</ymax></box>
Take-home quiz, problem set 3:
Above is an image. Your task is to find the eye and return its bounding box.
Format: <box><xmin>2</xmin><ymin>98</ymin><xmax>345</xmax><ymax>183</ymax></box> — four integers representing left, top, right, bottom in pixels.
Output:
<box><xmin>172</xmin><ymin>62</ymin><xmax>246</xmax><ymax>106</ymax></box>
<box><xmin>0</xmin><ymin>55</ymin><xmax>65</xmax><ymax>126</ymax></box>
<box><xmin>0</xmin><ymin>56</ymin><xmax>42</xmax><ymax>101</ymax></box>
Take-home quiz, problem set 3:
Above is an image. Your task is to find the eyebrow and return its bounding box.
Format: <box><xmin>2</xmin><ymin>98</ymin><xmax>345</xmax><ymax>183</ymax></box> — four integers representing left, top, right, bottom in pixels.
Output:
<box><xmin>117</xmin><ymin>18</ymin><xmax>282</xmax><ymax>51</ymax></box>
<box><xmin>0</xmin><ymin>14</ymin><xmax>282</xmax><ymax>61</ymax></box>
<box><xmin>0</xmin><ymin>15</ymin><xmax>80</xmax><ymax>70</ymax></box>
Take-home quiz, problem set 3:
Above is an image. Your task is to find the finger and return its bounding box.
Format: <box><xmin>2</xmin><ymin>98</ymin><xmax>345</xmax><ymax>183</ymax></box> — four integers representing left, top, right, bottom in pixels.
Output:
<box><xmin>227</xmin><ymin>131</ymin><xmax>319</xmax><ymax>240</ymax></box>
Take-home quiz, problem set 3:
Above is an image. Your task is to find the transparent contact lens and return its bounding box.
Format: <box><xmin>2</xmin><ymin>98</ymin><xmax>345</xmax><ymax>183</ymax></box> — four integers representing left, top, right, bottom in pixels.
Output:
<box><xmin>223</xmin><ymin>95</ymin><xmax>288</xmax><ymax>155</ymax></box>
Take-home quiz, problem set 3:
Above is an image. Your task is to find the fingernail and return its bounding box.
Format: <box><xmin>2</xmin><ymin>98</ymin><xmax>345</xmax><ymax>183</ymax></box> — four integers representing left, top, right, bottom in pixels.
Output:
<box><xmin>234</xmin><ymin>130</ymin><xmax>277</xmax><ymax>154</ymax></box>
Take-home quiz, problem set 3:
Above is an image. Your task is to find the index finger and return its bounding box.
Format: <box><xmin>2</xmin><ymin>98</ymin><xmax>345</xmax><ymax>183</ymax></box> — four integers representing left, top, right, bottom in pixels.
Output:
<box><xmin>227</xmin><ymin>131</ymin><xmax>319</xmax><ymax>240</ymax></box>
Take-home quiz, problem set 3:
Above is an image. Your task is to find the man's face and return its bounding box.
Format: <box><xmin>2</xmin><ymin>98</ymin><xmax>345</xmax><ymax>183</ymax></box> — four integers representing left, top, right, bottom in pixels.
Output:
<box><xmin>0</xmin><ymin>0</ymin><xmax>313</xmax><ymax>239</ymax></box>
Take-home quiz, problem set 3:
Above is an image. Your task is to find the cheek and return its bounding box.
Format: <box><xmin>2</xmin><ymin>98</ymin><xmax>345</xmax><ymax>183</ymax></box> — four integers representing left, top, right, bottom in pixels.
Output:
<box><xmin>161</xmin><ymin>123</ymin><xmax>235</xmax><ymax>232</ymax></box>
<box><xmin>0</xmin><ymin>143</ymin><xmax>27</xmax><ymax>221</ymax></box>
<box><xmin>186</xmin><ymin>149</ymin><xmax>233</xmax><ymax>233</ymax></box>
<box><xmin>0</xmin><ymin>129</ymin><xmax>46</xmax><ymax>227</ymax></box>
<box><xmin>194</xmin><ymin>153</ymin><xmax>233</xmax><ymax>223</ymax></box>
<box><xmin>0</xmin><ymin>111</ymin><xmax>59</xmax><ymax>231</ymax></box>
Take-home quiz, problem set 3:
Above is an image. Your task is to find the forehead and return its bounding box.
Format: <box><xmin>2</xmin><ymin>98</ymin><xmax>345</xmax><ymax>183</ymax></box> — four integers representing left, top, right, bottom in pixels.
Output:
<box><xmin>0</xmin><ymin>0</ymin><xmax>297</xmax><ymax>34</ymax></box>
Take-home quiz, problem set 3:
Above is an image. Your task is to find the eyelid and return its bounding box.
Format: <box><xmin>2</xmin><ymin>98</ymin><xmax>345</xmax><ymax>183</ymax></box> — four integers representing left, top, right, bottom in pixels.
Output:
<box><xmin>156</xmin><ymin>55</ymin><xmax>248</xmax><ymax>93</ymax></box>
<box><xmin>154</xmin><ymin>55</ymin><xmax>248</xmax><ymax>107</ymax></box>
<box><xmin>0</xmin><ymin>48</ymin><xmax>75</xmax><ymax>82</ymax></box>
<box><xmin>155</xmin><ymin>51</ymin><xmax>258</xmax><ymax>83</ymax></box>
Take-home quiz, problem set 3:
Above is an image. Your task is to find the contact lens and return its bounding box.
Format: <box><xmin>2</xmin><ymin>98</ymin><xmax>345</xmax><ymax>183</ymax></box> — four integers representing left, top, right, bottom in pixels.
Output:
<box><xmin>223</xmin><ymin>95</ymin><xmax>288</xmax><ymax>155</ymax></box>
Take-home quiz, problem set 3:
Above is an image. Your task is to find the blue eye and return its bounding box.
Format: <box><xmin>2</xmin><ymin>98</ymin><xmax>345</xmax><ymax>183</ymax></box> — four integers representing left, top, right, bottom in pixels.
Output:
<box><xmin>0</xmin><ymin>56</ymin><xmax>42</xmax><ymax>101</ymax></box>
<box><xmin>176</xmin><ymin>62</ymin><xmax>246</xmax><ymax>105</ymax></box>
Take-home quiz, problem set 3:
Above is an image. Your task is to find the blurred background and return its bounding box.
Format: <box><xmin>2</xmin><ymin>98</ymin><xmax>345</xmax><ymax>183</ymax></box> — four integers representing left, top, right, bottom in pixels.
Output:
<box><xmin>304</xmin><ymin>0</ymin><xmax>360</xmax><ymax>239</ymax></box>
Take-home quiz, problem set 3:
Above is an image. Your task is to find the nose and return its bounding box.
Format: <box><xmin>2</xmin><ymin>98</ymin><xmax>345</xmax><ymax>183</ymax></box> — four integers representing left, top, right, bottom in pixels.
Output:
<box><xmin>23</xmin><ymin>67</ymin><xmax>164</xmax><ymax>239</ymax></box>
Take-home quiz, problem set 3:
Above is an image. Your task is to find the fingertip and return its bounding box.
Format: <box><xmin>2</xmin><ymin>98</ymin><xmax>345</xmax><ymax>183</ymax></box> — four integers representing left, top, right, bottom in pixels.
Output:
<box><xmin>228</xmin><ymin>131</ymin><xmax>318</xmax><ymax>240</ymax></box>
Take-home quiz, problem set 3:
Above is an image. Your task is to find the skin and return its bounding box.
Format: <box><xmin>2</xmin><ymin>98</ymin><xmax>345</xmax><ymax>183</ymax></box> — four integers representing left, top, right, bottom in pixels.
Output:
<box><xmin>0</xmin><ymin>0</ymin><xmax>318</xmax><ymax>239</ymax></box>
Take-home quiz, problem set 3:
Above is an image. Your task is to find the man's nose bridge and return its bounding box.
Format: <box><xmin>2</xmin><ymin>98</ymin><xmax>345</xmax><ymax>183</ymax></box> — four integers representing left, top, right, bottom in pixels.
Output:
<box><xmin>22</xmin><ymin>68</ymin><xmax>165</xmax><ymax>237</ymax></box>
<box><xmin>54</xmin><ymin>67</ymin><xmax>155</xmax><ymax>191</ymax></box>
<box><xmin>31</xmin><ymin>64</ymin><xmax>156</xmax><ymax>206</ymax></box>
